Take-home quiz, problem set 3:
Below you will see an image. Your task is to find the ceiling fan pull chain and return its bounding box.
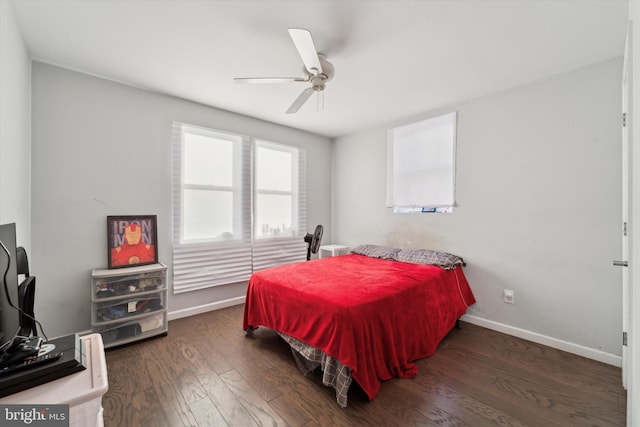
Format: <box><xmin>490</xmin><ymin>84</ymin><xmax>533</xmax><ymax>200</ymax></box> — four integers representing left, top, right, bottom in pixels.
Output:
<box><xmin>316</xmin><ymin>91</ymin><xmax>325</xmax><ymax>113</ymax></box>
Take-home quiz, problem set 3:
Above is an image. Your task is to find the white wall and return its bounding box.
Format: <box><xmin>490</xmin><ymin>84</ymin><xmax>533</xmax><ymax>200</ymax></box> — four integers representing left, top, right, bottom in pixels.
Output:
<box><xmin>31</xmin><ymin>62</ymin><xmax>332</xmax><ymax>337</ymax></box>
<box><xmin>0</xmin><ymin>1</ymin><xmax>31</xmax><ymax>247</ymax></box>
<box><xmin>333</xmin><ymin>59</ymin><xmax>622</xmax><ymax>359</ymax></box>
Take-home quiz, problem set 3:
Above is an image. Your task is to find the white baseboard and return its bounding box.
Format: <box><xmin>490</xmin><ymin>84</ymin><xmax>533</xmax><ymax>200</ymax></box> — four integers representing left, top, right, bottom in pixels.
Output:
<box><xmin>168</xmin><ymin>296</ymin><xmax>246</xmax><ymax>321</ymax></box>
<box><xmin>166</xmin><ymin>300</ymin><xmax>621</xmax><ymax>367</ymax></box>
<box><xmin>461</xmin><ymin>314</ymin><xmax>622</xmax><ymax>367</ymax></box>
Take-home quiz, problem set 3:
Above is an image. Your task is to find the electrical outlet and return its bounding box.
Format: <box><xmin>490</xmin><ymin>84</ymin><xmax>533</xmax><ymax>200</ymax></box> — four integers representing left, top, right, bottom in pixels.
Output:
<box><xmin>503</xmin><ymin>289</ymin><xmax>515</xmax><ymax>304</ymax></box>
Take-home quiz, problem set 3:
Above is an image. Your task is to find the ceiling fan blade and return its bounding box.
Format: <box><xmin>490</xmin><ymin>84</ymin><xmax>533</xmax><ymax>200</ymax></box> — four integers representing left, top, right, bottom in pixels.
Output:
<box><xmin>288</xmin><ymin>29</ymin><xmax>322</xmax><ymax>75</ymax></box>
<box><xmin>286</xmin><ymin>87</ymin><xmax>314</xmax><ymax>114</ymax></box>
<box><xmin>234</xmin><ymin>77</ymin><xmax>306</xmax><ymax>84</ymax></box>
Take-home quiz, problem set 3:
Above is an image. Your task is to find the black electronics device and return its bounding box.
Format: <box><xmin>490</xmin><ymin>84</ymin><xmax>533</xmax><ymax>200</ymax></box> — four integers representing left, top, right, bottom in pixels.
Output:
<box><xmin>0</xmin><ymin>223</ymin><xmax>20</xmax><ymax>344</ymax></box>
<box><xmin>0</xmin><ymin>351</ymin><xmax>62</xmax><ymax>375</ymax></box>
<box><xmin>0</xmin><ymin>333</ymin><xmax>86</xmax><ymax>397</ymax></box>
<box><xmin>0</xmin><ymin>224</ymin><xmax>85</xmax><ymax>397</ymax></box>
<box><xmin>0</xmin><ymin>336</ymin><xmax>42</xmax><ymax>368</ymax></box>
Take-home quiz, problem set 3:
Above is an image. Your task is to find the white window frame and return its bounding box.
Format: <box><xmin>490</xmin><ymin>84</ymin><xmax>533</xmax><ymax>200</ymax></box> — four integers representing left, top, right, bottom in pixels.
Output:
<box><xmin>386</xmin><ymin>112</ymin><xmax>457</xmax><ymax>213</ymax></box>
<box><xmin>179</xmin><ymin>125</ymin><xmax>247</xmax><ymax>244</ymax></box>
<box><xmin>172</xmin><ymin>122</ymin><xmax>307</xmax><ymax>293</ymax></box>
<box><xmin>253</xmin><ymin>140</ymin><xmax>300</xmax><ymax>239</ymax></box>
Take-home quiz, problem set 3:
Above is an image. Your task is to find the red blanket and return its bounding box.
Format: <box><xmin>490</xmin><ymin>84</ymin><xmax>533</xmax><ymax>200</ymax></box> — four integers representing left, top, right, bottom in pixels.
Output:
<box><xmin>243</xmin><ymin>253</ymin><xmax>475</xmax><ymax>400</ymax></box>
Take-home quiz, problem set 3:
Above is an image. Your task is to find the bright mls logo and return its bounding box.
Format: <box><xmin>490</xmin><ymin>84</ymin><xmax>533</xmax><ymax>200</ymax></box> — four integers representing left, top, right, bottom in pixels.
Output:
<box><xmin>0</xmin><ymin>405</ymin><xmax>69</xmax><ymax>426</ymax></box>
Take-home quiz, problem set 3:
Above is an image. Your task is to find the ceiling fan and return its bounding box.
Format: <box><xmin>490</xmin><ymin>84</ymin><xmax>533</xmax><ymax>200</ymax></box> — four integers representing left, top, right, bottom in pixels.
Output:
<box><xmin>234</xmin><ymin>29</ymin><xmax>335</xmax><ymax>114</ymax></box>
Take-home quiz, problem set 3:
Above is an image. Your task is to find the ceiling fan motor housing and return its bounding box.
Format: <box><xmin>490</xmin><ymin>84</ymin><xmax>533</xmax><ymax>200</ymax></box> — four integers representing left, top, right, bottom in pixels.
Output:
<box><xmin>305</xmin><ymin>54</ymin><xmax>335</xmax><ymax>92</ymax></box>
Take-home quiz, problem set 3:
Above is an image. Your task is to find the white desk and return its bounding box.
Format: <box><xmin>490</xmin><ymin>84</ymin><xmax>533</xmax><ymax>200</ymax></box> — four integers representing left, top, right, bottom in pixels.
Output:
<box><xmin>0</xmin><ymin>334</ymin><xmax>108</xmax><ymax>427</ymax></box>
<box><xmin>319</xmin><ymin>244</ymin><xmax>350</xmax><ymax>258</ymax></box>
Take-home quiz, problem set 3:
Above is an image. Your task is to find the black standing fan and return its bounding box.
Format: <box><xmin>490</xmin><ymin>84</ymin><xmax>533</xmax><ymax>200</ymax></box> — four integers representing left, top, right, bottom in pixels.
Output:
<box><xmin>304</xmin><ymin>225</ymin><xmax>324</xmax><ymax>260</ymax></box>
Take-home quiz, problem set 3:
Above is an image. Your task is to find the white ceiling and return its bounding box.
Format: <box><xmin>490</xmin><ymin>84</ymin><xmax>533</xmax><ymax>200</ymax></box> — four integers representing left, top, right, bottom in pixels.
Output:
<box><xmin>9</xmin><ymin>0</ymin><xmax>629</xmax><ymax>138</ymax></box>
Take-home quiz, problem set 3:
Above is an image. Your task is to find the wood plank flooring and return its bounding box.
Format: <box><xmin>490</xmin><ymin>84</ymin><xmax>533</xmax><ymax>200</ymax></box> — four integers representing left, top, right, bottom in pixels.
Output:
<box><xmin>103</xmin><ymin>304</ymin><xmax>626</xmax><ymax>426</ymax></box>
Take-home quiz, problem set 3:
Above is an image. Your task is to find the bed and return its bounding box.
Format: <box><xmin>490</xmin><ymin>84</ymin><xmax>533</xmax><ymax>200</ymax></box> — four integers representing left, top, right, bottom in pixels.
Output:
<box><xmin>242</xmin><ymin>244</ymin><xmax>476</xmax><ymax>407</ymax></box>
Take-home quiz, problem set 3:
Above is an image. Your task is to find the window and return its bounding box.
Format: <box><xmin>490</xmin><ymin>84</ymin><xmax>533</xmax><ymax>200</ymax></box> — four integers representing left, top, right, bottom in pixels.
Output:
<box><xmin>386</xmin><ymin>112</ymin><xmax>457</xmax><ymax>212</ymax></box>
<box><xmin>172</xmin><ymin>123</ymin><xmax>306</xmax><ymax>293</ymax></box>
<box><xmin>254</xmin><ymin>141</ymin><xmax>299</xmax><ymax>238</ymax></box>
<box><xmin>181</xmin><ymin>128</ymin><xmax>245</xmax><ymax>242</ymax></box>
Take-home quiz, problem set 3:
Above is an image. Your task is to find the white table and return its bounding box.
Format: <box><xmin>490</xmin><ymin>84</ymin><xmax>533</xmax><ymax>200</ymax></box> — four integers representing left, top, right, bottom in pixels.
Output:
<box><xmin>319</xmin><ymin>244</ymin><xmax>350</xmax><ymax>258</ymax></box>
<box><xmin>0</xmin><ymin>333</ymin><xmax>108</xmax><ymax>427</ymax></box>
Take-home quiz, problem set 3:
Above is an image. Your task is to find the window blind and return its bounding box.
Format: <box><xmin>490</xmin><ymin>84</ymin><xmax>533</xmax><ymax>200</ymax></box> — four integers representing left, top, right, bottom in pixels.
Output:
<box><xmin>172</xmin><ymin>122</ymin><xmax>307</xmax><ymax>293</ymax></box>
<box><xmin>386</xmin><ymin>112</ymin><xmax>457</xmax><ymax>208</ymax></box>
<box><xmin>252</xmin><ymin>146</ymin><xmax>307</xmax><ymax>271</ymax></box>
<box><xmin>172</xmin><ymin>242</ymin><xmax>252</xmax><ymax>293</ymax></box>
<box><xmin>172</xmin><ymin>123</ymin><xmax>252</xmax><ymax>293</ymax></box>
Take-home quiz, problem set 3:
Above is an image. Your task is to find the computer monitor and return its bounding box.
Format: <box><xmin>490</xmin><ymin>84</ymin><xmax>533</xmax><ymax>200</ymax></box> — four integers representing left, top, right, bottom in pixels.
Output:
<box><xmin>0</xmin><ymin>223</ymin><xmax>20</xmax><ymax>345</ymax></box>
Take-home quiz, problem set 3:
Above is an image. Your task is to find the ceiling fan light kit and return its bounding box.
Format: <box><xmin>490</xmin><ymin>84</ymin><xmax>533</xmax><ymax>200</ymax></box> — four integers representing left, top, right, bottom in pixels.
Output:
<box><xmin>307</xmin><ymin>54</ymin><xmax>335</xmax><ymax>90</ymax></box>
<box><xmin>234</xmin><ymin>29</ymin><xmax>335</xmax><ymax>114</ymax></box>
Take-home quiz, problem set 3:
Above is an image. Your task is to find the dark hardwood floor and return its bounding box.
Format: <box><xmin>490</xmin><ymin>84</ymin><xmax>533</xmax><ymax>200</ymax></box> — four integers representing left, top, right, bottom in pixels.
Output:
<box><xmin>102</xmin><ymin>304</ymin><xmax>626</xmax><ymax>426</ymax></box>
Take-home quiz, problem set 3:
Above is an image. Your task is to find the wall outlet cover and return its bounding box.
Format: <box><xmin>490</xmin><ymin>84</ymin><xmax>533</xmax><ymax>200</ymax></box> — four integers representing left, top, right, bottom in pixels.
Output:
<box><xmin>503</xmin><ymin>289</ymin><xmax>515</xmax><ymax>304</ymax></box>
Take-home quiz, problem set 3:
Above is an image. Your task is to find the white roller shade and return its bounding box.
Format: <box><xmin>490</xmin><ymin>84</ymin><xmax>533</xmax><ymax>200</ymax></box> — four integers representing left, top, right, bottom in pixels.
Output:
<box><xmin>387</xmin><ymin>112</ymin><xmax>457</xmax><ymax>208</ymax></box>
